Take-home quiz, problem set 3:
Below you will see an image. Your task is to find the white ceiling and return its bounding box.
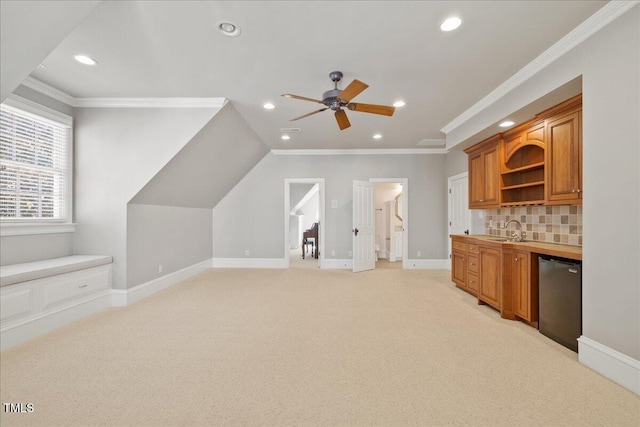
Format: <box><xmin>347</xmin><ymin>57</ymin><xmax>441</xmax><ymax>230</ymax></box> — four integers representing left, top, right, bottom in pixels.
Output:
<box><xmin>21</xmin><ymin>1</ymin><xmax>607</xmax><ymax>150</ymax></box>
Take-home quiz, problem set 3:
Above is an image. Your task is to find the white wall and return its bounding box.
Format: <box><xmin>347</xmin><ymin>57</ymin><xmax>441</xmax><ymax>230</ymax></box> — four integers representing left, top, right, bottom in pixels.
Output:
<box><xmin>126</xmin><ymin>204</ymin><xmax>212</xmax><ymax>287</ymax></box>
<box><xmin>445</xmin><ymin>6</ymin><xmax>640</xmax><ymax>360</ymax></box>
<box><xmin>73</xmin><ymin>107</ymin><xmax>219</xmax><ymax>289</ymax></box>
<box><xmin>213</xmin><ymin>152</ymin><xmax>447</xmax><ymax>261</ymax></box>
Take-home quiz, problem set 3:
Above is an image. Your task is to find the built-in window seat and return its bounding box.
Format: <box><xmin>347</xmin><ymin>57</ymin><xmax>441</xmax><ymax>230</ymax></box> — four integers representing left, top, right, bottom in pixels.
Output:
<box><xmin>1</xmin><ymin>255</ymin><xmax>113</xmax><ymax>351</ymax></box>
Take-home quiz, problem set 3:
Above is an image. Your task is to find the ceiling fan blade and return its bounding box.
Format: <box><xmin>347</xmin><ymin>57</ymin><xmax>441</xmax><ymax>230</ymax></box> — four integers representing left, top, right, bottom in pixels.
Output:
<box><xmin>335</xmin><ymin>109</ymin><xmax>351</xmax><ymax>130</ymax></box>
<box><xmin>338</xmin><ymin>79</ymin><xmax>369</xmax><ymax>102</ymax></box>
<box><xmin>290</xmin><ymin>108</ymin><xmax>328</xmax><ymax>121</ymax></box>
<box><xmin>347</xmin><ymin>102</ymin><xmax>395</xmax><ymax>116</ymax></box>
<box><xmin>282</xmin><ymin>93</ymin><xmax>324</xmax><ymax>103</ymax></box>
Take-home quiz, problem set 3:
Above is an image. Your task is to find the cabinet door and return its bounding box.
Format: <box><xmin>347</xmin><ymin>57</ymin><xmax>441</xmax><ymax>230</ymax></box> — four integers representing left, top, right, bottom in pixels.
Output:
<box><xmin>482</xmin><ymin>146</ymin><xmax>500</xmax><ymax>207</ymax></box>
<box><xmin>546</xmin><ymin>111</ymin><xmax>581</xmax><ymax>203</ymax></box>
<box><xmin>468</xmin><ymin>152</ymin><xmax>485</xmax><ymax>208</ymax></box>
<box><xmin>451</xmin><ymin>251</ymin><xmax>467</xmax><ymax>288</ymax></box>
<box><xmin>513</xmin><ymin>251</ymin><xmax>531</xmax><ymax>321</ymax></box>
<box><xmin>479</xmin><ymin>246</ymin><xmax>501</xmax><ymax>308</ymax></box>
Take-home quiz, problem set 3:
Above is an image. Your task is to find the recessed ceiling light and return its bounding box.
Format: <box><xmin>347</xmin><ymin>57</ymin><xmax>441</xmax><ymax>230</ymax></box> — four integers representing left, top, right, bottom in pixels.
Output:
<box><xmin>373</xmin><ymin>134</ymin><xmax>383</xmax><ymax>140</ymax></box>
<box><xmin>393</xmin><ymin>100</ymin><xmax>406</xmax><ymax>108</ymax></box>
<box><xmin>217</xmin><ymin>21</ymin><xmax>241</xmax><ymax>37</ymax></box>
<box><xmin>440</xmin><ymin>17</ymin><xmax>462</xmax><ymax>32</ymax></box>
<box><xmin>499</xmin><ymin>121</ymin><xmax>515</xmax><ymax>128</ymax></box>
<box><xmin>281</xmin><ymin>134</ymin><xmax>290</xmax><ymax>140</ymax></box>
<box><xmin>263</xmin><ymin>103</ymin><xmax>275</xmax><ymax>110</ymax></box>
<box><xmin>74</xmin><ymin>54</ymin><xmax>98</xmax><ymax>66</ymax></box>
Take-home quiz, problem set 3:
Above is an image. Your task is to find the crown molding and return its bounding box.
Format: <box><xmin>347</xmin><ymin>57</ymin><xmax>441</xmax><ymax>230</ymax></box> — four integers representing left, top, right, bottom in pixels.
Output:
<box><xmin>271</xmin><ymin>148</ymin><xmax>447</xmax><ymax>156</ymax></box>
<box><xmin>19</xmin><ymin>77</ymin><xmax>226</xmax><ymax>108</ymax></box>
<box><xmin>21</xmin><ymin>77</ymin><xmax>76</xmax><ymax>106</ymax></box>
<box><xmin>440</xmin><ymin>0</ymin><xmax>639</xmax><ymax>135</ymax></box>
<box><xmin>73</xmin><ymin>97</ymin><xmax>227</xmax><ymax>108</ymax></box>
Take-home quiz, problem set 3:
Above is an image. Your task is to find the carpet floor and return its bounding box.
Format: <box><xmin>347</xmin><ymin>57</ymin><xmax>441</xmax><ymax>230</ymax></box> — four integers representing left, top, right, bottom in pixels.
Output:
<box><xmin>1</xmin><ymin>268</ymin><xmax>638</xmax><ymax>426</ymax></box>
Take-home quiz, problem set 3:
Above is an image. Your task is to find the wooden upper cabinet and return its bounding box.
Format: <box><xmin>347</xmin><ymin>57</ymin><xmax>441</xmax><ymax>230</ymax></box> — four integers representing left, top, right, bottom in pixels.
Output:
<box><xmin>545</xmin><ymin>109</ymin><xmax>582</xmax><ymax>204</ymax></box>
<box><xmin>466</xmin><ymin>135</ymin><xmax>500</xmax><ymax>209</ymax></box>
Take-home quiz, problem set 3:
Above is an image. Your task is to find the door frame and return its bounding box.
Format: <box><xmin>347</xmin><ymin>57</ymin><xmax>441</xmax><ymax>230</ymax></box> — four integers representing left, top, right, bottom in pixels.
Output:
<box><xmin>447</xmin><ymin>172</ymin><xmax>471</xmax><ymax>260</ymax></box>
<box><xmin>370</xmin><ymin>178</ymin><xmax>408</xmax><ymax>269</ymax></box>
<box><xmin>284</xmin><ymin>178</ymin><xmax>325</xmax><ymax>268</ymax></box>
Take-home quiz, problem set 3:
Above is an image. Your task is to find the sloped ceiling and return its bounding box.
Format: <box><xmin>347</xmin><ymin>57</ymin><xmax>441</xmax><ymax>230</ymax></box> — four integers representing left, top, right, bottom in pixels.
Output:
<box><xmin>20</xmin><ymin>1</ymin><xmax>607</xmax><ymax>150</ymax></box>
<box><xmin>0</xmin><ymin>0</ymin><xmax>98</xmax><ymax>102</ymax></box>
<box><xmin>129</xmin><ymin>102</ymin><xmax>270</xmax><ymax>208</ymax></box>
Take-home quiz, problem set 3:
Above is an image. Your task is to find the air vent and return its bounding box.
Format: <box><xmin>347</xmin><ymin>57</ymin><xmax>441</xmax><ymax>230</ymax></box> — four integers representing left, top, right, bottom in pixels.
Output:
<box><xmin>280</xmin><ymin>128</ymin><xmax>301</xmax><ymax>133</ymax></box>
<box><xmin>417</xmin><ymin>139</ymin><xmax>445</xmax><ymax>147</ymax></box>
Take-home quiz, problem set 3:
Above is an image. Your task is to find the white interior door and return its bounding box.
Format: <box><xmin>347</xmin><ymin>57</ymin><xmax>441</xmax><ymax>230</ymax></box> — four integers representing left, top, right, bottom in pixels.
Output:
<box><xmin>353</xmin><ymin>180</ymin><xmax>375</xmax><ymax>272</ymax></box>
<box><xmin>448</xmin><ymin>173</ymin><xmax>471</xmax><ymax>257</ymax></box>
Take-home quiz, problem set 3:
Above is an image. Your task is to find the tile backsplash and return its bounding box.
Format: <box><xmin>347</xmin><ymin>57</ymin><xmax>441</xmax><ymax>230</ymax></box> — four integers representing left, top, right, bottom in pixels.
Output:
<box><xmin>484</xmin><ymin>205</ymin><xmax>582</xmax><ymax>246</ymax></box>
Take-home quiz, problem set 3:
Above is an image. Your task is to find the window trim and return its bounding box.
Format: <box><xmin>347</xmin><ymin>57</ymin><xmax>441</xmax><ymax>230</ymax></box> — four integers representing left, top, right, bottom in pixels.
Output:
<box><xmin>0</xmin><ymin>94</ymin><xmax>74</xmax><ymax>236</ymax></box>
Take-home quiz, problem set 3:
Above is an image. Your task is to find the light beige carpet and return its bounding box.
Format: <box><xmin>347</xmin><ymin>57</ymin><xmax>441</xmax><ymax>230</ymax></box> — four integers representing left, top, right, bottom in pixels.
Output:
<box><xmin>1</xmin><ymin>268</ymin><xmax>638</xmax><ymax>426</ymax></box>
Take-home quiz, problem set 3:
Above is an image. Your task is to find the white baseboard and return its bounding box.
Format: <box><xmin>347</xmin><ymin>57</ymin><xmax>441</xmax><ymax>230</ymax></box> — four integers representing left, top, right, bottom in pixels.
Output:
<box><xmin>112</xmin><ymin>258</ymin><xmax>214</xmax><ymax>307</ymax></box>
<box><xmin>578</xmin><ymin>336</ymin><xmax>640</xmax><ymax>395</ymax></box>
<box><xmin>404</xmin><ymin>259</ymin><xmax>449</xmax><ymax>269</ymax></box>
<box><xmin>322</xmin><ymin>259</ymin><xmax>353</xmax><ymax>269</ymax></box>
<box><xmin>212</xmin><ymin>258</ymin><xmax>287</xmax><ymax>269</ymax></box>
<box><xmin>0</xmin><ymin>290</ymin><xmax>111</xmax><ymax>351</ymax></box>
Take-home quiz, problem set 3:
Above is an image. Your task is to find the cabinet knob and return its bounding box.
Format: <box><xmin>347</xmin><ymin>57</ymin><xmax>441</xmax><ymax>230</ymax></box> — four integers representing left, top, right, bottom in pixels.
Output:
<box><xmin>571</xmin><ymin>189</ymin><xmax>575</xmax><ymax>193</ymax></box>
<box><xmin>577</xmin><ymin>189</ymin><xmax>581</xmax><ymax>193</ymax></box>
<box><xmin>515</xmin><ymin>258</ymin><xmax>518</xmax><ymax>262</ymax></box>
<box><xmin>470</xmin><ymin>263</ymin><xmax>476</xmax><ymax>266</ymax></box>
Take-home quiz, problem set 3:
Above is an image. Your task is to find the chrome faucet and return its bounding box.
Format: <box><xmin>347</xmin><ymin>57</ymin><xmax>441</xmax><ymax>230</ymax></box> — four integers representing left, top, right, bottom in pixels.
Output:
<box><xmin>504</xmin><ymin>219</ymin><xmax>527</xmax><ymax>242</ymax></box>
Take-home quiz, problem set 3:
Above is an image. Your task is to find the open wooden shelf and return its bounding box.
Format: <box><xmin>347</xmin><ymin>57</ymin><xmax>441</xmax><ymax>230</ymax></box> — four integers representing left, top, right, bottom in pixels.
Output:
<box><xmin>501</xmin><ymin>161</ymin><xmax>545</xmax><ymax>176</ymax></box>
<box><xmin>501</xmin><ymin>200</ymin><xmax>545</xmax><ymax>207</ymax></box>
<box><xmin>501</xmin><ymin>181</ymin><xmax>545</xmax><ymax>191</ymax></box>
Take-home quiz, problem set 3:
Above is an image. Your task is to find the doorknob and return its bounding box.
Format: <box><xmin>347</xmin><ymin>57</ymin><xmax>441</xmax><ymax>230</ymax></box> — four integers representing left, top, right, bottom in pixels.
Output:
<box><xmin>353</xmin><ymin>228</ymin><xmax>359</xmax><ymax>236</ymax></box>
<box><xmin>464</xmin><ymin>229</ymin><xmax>469</xmax><ymax>235</ymax></box>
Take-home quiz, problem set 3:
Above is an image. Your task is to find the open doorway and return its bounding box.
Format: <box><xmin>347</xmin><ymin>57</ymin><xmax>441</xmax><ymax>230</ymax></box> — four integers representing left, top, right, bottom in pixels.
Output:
<box><xmin>284</xmin><ymin>178</ymin><xmax>325</xmax><ymax>269</ymax></box>
<box><xmin>370</xmin><ymin>178</ymin><xmax>408</xmax><ymax>270</ymax></box>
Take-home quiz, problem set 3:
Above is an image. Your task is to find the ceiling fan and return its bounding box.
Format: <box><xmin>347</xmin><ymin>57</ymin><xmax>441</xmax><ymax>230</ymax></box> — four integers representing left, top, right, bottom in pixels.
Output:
<box><xmin>281</xmin><ymin>71</ymin><xmax>395</xmax><ymax>130</ymax></box>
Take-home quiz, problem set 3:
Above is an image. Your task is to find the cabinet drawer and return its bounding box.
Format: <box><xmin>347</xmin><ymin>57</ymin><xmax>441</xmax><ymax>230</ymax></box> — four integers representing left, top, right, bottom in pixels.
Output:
<box><xmin>468</xmin><ymin>255</ymin><xmax>479</xmax><ymax>273</ymax></box>
<box><xmin>452</xmin><ymin>240</ymin><xmax>468</xmax><ymax>252</ymax></box>
<box><xmin>468</xmin><ymin>243</ymin><xmax>480</xmax><ymax>255</ymax></box>
<box><xmin>467</xmin><ymin>272</ymin><xmax>479</xmax><ymax>294</ymax></box>
<box><xmin>44</xmin><ymin>267</ymin><xmax>110</xmax><ymax>309</ymax></box>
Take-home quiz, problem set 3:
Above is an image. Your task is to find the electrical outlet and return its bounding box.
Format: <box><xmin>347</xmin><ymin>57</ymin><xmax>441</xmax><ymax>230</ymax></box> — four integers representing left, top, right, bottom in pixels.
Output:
<box><xmin>331</xmin><ymin>250</ymin><xmax>336</xmax><ymax>256</ymax></box>
<box><xmin>348</xmin><ymin>251</ymin><xmax>353</xmax><ymax>257</ymax></box>
<box><xmin>158</xmin><ymin>265</ymin><xmax>163</xmax><ymax>273</ymax></box>
<box><xmin>244</xmin><ymin>250</ymin><xmax>250</xmax><ymax>256</ymax></box>
<box><xmin>489</xmin><ymin>219</ymin><xmax>494</xmax><ymax>228</ymax></box>
<box><xmin>417</xmin><ymin>250</ymin><xmax>421</xmax><ymax>257</ymax></box>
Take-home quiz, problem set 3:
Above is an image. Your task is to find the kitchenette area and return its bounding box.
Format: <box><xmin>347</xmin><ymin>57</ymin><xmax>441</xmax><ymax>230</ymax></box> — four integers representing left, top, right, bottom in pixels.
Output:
<box><xmin>451</xmin><ymin>94</ymin><xmax>584</xmax><ymax>352</ymax></box>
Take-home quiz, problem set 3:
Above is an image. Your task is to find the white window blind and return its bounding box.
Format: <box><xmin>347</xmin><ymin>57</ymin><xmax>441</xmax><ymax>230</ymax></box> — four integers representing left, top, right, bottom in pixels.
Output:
<box><xmin>0</xmin><ymin>102</ymin><xmax>71</xmax><ymax>221</ymax></box>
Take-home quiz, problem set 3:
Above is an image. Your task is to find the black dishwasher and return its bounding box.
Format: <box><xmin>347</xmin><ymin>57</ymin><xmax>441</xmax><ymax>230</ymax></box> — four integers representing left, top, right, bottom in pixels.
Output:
<box><xmin>538</xmin><ymin>255</ymin><xmax>582</xmax><ymax>352</ymax></box>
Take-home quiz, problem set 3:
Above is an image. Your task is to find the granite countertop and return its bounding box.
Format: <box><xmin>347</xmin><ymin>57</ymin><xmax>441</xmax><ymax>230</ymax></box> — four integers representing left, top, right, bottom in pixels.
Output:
<box><xmin>451</xmin><ymin>234</ymin><xmax>582</xmax><ymax>260</ymax></box>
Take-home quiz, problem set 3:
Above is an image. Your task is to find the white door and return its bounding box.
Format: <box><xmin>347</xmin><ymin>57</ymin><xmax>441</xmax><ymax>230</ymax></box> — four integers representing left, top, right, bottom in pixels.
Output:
<box><xmin>353</xmin><ymin>180</ymin><xmax>375</xmax><ymax>272</ymax></box>
<box><xmin>448</xmin><ymin>173</ymin><xmax>471</xmax><ymax>257</ymax></box>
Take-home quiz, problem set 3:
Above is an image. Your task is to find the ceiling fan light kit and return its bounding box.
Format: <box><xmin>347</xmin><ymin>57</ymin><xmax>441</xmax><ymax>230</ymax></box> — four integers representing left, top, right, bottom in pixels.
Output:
<box><xmin>282</xmin><ymin>71</ymin><xmax>395</xmax><ymax>130</ymax></box>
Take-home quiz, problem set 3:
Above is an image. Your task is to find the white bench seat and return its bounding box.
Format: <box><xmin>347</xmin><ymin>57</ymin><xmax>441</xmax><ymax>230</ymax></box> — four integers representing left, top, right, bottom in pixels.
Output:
<box><xmin>1</xmin><ymin>255</ymin><xmax>113</xmax><ymax>287</ymax></box>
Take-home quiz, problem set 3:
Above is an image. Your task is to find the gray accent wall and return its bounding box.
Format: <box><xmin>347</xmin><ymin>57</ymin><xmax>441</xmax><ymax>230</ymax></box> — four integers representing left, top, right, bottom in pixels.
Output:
<box><xmin>0</xmin><ymin>233</ymin><xmax>73</xmax><ymax>266</ymax></box>
<box><xmin>73</xmin><ymin>106</ymin><xmax>219</xmax><ymax>289</ymax></box>
<box><xmin>214</xmin><ymin>152</ymin><xmax>447</xmax><ymax>260</ymax></box>
<box><xmin>130</xmin><ymin>103</ymin><xmax>270</xmax><ymax>208</ymax></box>
<box><xmin>445</xmin><ymin>6</ymin><xmax>640</xmax><ymax>360</ymax></box>
<box><xmin>126</xmin><ymin>204</ymin><xmax>212</xmax><ymax>287</ymax></box>
<box><xmin>445</xmin><ymin>150</ymin><xmax>468</xmax><ymax>178</ymax></box>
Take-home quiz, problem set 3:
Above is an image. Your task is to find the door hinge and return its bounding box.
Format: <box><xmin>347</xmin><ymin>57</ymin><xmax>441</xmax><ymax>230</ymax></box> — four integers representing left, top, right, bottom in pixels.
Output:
<box><xmin>449</xmin><ymin>189</ymin><xmax>451</xmax><ymax>193</ymax></box>
<box><xmin>449</xmin><ymin>221</ymin><xmax>452</xmax><ymax>226</ymax></box>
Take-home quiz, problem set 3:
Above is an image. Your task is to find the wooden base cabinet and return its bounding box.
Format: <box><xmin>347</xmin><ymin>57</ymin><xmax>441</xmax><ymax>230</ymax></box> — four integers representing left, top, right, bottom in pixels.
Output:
<box><xmin>513</xmin><ymin>251</ymin><xmax>538</xmax><ymax>326</ymax></box>
<box><xmin>478</xmin><ymin>245</ymin><xmax>501</xmax><ymax>309</ymax></box>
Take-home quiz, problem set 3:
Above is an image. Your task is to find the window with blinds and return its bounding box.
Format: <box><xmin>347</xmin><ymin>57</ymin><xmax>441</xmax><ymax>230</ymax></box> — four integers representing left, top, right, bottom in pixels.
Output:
<box><xmin>0</xmin><ymin>102</ymin><xmax>71</xmax><ymax>221</ymax></box>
